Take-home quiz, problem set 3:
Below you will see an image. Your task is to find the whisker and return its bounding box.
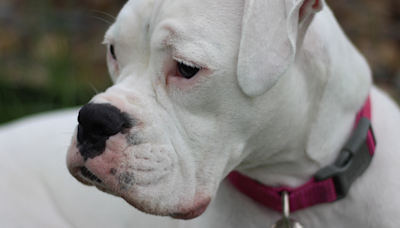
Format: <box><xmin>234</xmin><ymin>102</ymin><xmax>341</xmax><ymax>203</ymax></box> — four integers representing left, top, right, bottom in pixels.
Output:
<box><xmin>88</xmin><ymin>82</ymin><xmax>99</xmax><ymax>95</ymax></box>
<box><xmin>57</xmin><ymin>146</ymin><xmax>70</xmax><ymax>151</ymax></box>
<box><xmin>91</xmin><ymin>10</ymin><xmax>116</xmax><ymax>21</ymax></box>
<box><xmin>90</xmin><ymin>16</ymin><xmax>113</xmax><ymax>26</ymax></box>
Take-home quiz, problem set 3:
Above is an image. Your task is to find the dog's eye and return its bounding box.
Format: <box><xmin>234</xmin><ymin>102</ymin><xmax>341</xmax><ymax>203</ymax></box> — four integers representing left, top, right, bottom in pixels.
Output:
<box><xmin>177</xmin><ymin>62</ymin><xmax>200</xmax><ymax>79</ymax></box>
<box><xmin>110</xmin><ymin>45</ymin><xmax>117</xmax><ymax>60</ymax></box>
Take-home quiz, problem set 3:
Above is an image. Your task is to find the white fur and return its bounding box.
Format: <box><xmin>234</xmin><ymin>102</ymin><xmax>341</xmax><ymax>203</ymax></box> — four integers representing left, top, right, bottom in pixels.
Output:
<box><xmin>0</xmin><ymin>110</ymin><xmax>177</xmax><ymax>228</ymax></box>
<box><xmin>2</xmin><ymin>0</ymin><xmax>400</xmax><ymax>227</ymax></box>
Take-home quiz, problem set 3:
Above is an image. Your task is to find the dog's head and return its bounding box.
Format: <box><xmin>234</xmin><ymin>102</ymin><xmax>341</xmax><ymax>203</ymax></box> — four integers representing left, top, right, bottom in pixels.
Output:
<box><xmin>67</xmin><ymin>0</ymin><xmax>323</xmax><ymax>219</ymax></box>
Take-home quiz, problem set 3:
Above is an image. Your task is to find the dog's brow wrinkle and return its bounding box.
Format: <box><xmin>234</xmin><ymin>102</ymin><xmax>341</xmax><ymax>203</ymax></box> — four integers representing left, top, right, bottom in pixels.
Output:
<box><xmin>145</xmin><ymin>22</ymin><xmax>150</xmax><ymax>33</ymax></box>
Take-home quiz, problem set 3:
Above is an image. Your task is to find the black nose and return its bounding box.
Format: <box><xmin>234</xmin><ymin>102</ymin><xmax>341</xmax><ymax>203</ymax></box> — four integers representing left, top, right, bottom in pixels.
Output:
<box><xmin>77</xmin><ymin>103</ymin><xmax>132</xmax><ymax>161</ymax></box>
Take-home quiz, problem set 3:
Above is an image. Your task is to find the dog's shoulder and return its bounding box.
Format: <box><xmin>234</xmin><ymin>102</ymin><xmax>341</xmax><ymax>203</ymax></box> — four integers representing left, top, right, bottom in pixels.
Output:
<box><xmin>371</xmin><ymin>86</ymin><xmax>400</xmax><ymax>152</ymax></box>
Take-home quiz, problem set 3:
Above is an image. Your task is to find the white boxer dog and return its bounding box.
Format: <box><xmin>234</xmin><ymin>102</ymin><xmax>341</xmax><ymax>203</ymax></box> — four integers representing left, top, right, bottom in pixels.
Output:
<box><xmin>65</xmin><ymin>0</ymin><xmax>400</xmax><ymax>226</ymax></box>
<box><xmin>64</xmin><ymin>0</ymin><xmax>400</xmax><ymax>227</ymax></box>
<box><xmin>2</xmin><ymin>0</ymin><xmax>400</xmax><ymax>227</ymax></box>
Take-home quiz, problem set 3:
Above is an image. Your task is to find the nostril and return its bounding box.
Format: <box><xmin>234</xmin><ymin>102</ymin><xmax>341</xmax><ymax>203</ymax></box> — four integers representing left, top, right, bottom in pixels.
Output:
<box><xmin>80</xmin><ymin>167</ymin><xmax>102</xmax><ymax>183</ymax></box>
<box><xmin>92</xmin><ymin>124</ymin><xmax>107</xmax><ymax>137</ymax></box>
<box><xmin>77</xmin><ymin>103</ymin><xmax>133</xmax><ymax>160</ymax></box>
<box><xmin>78</xmin><ymin>103</ymin><xmax>133</xmax><ymax>140</ymax></box>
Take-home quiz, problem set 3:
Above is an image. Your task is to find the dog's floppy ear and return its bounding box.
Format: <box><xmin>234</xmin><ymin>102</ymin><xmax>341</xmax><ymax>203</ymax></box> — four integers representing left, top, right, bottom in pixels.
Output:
<box><xmin>237</xmin><ymin>0</ymin><xmax>323</xmax><ymax>97</ymax></box>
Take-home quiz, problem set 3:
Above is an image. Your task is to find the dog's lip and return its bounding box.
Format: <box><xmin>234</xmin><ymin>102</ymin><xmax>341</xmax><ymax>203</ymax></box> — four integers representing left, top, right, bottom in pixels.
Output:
<box><xmin>80</xmin><ymin>166</ymin><xmax>103</xmax><ymax>183</ymax></box>
<box><xmin>74</xmin><ymin>168</ymin><xmax>119</xmax><ymax>195</ymax></box>
<box><xmin>73</xmin><ymin>172</ymin><xmax>95</xmax><ymax>186</ymax></box>
<box><xmin>170</xmin><ymin>201</ymin><xmax>210</xmax><ymax>220</ymax></box>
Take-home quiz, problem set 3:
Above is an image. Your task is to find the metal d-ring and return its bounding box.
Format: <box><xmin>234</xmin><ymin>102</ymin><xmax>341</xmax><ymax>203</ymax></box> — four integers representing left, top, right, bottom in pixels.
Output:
<box><xmin>270</xmin><ymin>191</ymin><xmax>304</xmax><ymax>228</ymax></box>
<box><xmin>282</xmin><ymin>191</ymin><xmax>291</xmax><ymax>226</ymax></box>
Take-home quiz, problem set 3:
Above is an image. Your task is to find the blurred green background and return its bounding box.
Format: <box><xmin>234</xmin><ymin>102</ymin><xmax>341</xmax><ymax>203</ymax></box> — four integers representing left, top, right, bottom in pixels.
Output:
<box><xmin>0</xmin><ymin>0</ymin><xmax>399</xmax><ymax>124</ymax></box>
<box><xmin>0</xmin><ymin>0</ymin><xmax>126</xmax><ymax>124</ymax></box>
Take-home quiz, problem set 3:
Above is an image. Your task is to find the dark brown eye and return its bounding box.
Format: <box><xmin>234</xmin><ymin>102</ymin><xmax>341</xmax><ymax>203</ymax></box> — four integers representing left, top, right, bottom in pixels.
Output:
<box><xmin>110</xmin><ymin>45</ymin><xmax>117</xmax><ymax>60</ymax></box>
<box><xmin>177</xmin><ymin>62</ymin><xmax>200</xmax><ymax>79</ymax></box>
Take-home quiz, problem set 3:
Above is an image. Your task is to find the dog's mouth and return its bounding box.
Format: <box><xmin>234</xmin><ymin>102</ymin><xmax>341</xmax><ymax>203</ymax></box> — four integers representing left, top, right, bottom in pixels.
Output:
<box><xmin>75</xmin><ymin>166</ymin><xmax>118</xmax><ymax>195</ymax></box>
<box><xmin>77</xmin><ymin>165</ymin><xmax>211</xmax><ymax>220</ymax></box>
<box><xmin>80</xmin><ymin>166</ymin><xmax>102</xmax><ymax>183</ymax></box>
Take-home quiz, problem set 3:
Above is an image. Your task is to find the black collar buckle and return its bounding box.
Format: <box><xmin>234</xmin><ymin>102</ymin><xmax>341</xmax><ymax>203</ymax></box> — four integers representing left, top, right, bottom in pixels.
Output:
<box><xmin>314</xmin><ymin>117</ymin><xmax>375</xmax><ymax>200</ymax></box>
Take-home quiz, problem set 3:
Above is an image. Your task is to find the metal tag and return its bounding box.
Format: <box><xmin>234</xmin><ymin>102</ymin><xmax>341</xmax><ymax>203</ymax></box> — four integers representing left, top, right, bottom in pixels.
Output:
<box><xmin>270</xmin><ymin>218</ymin><xmax>303</xmax><ymax>228</ymax></box>
<box><xmin>270</xmin><ymin>192</ymin><xmax>304</xmax><ymax>228</ymax></box>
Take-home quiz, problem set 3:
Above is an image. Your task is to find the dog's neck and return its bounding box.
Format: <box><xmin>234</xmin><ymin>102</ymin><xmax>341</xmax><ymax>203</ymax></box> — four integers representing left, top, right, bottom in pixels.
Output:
<box><xmin>235</xmin><ymin>7</ymin><xmax>372</xmax><ymax>188</ymax></box>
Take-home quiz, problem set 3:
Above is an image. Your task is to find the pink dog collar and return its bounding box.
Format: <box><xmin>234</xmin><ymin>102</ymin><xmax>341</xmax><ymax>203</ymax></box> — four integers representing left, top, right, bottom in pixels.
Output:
<box><xmin>228</xmin><ymin>96</ymin><xmax>376</xmax><ymax>213</ymax></box>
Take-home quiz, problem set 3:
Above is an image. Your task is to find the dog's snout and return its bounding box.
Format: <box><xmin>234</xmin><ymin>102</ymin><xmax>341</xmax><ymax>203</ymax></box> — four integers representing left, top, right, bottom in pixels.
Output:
<box><xmin>78</xmin><ymin>103</ymin><xmax>131</xmax><ymax>137</ymax></box>
<box><xmin>77</xmin><ymin>103</ymin><xmax>132</xmax><ymax>160</ymax></box>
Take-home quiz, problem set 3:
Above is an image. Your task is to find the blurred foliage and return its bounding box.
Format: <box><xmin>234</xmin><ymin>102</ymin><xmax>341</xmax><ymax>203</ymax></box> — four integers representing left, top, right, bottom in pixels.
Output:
<box><xmin>0</xmin><ymin>0</ymin><xmax>125</xmax><ymax>124</ymax></box>
<box><xmin>327</xmin><ymin>0</ymin><xmax>400</xmax><ymax>100</ymax></box>
<box><xmin>0</xmin><ymin>0</ymin><xmax>399</xmax><ymax>124</ymax></box>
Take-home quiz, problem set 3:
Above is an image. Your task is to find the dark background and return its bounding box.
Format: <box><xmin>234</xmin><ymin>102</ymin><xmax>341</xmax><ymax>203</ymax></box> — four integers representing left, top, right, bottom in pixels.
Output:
<box><xmin>1</xmin><ymin>0</ymin><xmax>399</xmax><ymax>124</ymax></box>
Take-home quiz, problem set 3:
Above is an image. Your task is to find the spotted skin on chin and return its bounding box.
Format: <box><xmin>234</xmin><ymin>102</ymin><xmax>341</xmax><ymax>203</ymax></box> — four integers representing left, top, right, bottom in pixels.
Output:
<box><xmin>119</xmin><ymin>172</ymin><xmax>135</xmax><ymax>190</ymax></box>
